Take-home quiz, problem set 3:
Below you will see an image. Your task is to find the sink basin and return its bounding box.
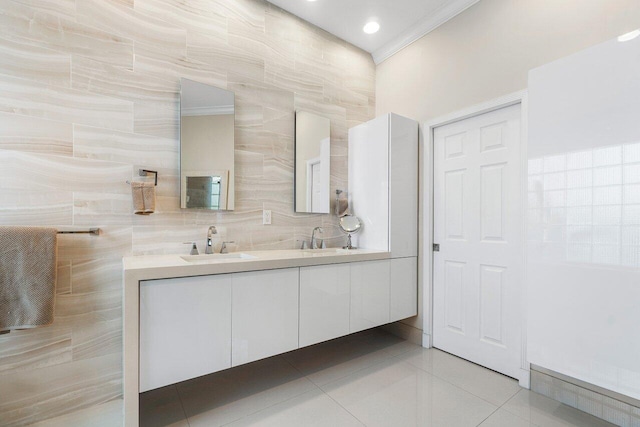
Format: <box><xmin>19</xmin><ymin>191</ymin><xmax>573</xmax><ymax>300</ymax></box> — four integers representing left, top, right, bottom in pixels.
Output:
<box><xmin>180</xmin><ymin>253</ymin><xmax>257</xmax><ymax>263</ymax></box>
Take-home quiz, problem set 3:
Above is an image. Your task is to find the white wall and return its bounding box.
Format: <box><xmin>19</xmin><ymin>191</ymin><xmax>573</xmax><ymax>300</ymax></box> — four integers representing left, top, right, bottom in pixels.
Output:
<box><xmin>377</xmin><ymin>0</ymin><xmax>640</xmax><ymax>123</ymax></box>
<box><xmin>375</xmin><ymin>0</ymin><xmax>640</xmax><ymax>335</ymax></box>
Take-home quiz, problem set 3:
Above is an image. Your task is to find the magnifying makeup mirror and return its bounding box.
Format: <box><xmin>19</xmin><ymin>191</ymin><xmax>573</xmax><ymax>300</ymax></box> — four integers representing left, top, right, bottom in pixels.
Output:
<box><xmin>339</xmin><ymin>215</ymin><xmax>362</xmax><ymax>249</ymax></box>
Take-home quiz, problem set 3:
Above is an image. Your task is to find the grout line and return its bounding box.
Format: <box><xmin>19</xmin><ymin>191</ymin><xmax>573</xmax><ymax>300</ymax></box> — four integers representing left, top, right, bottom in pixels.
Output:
<box><xmin>174</xmin><ymin>384</ymin><xmax>191</xmax><ymax>427</ymax></box>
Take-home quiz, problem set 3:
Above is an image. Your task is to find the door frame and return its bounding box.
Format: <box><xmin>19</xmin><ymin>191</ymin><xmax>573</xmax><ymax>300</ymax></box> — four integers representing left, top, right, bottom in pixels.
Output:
<box><xmin>421</xmin><ymin>90</ymin><xmax>530</xmax><ymax>387</ymax></box>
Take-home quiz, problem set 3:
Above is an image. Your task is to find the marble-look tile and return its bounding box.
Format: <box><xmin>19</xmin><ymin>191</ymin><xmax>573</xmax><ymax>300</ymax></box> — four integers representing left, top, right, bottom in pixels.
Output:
<box><xmin>224</xmin><ymin>388</ymin><xmax>364</xmax><ymax>427</ymax></box>
<box><xmin>28</xmin><ymin>399</ymin><xmax>123</xmax><ymax>427</ymax></box>
<box><xmin>134</xmin><ymin>45</ymin><xmax>227</xmax><ymax>90</ymax></box>
<box><xmin>9</xmin><ymin>0</ymin><xmax>77</xmax><ymax>19</ymax></box>
<box><xmin>56</xmin><ymin>227</ymin><xmax>132</xmax><ymax>262</ymax></box>
<box><xmin>136</xmin><ymin>0</ymin><xmax>227</xmax><ymax>41</ymax></box>
<box><xmin>0</xmin><ymin>1</ymin><xmax>134</xmax><ymax>69</ymax></box>
<box><xmin>57</xmin><ymin>261</ymin><xmax>71</xmax><ymax>295</ymax></box>
<box><xmin>176</xmin><ymin>355</ymin><xmax>317</xmax><ymax>427</ymax></box>
<box><xmin>134</xmin><ymin>101</ymin><xmax>179</xmax><ymax>140</ymax></box>
<box><xmin>187</xmin><ymin>32</ymin><xmax>264</xmax><ymax>82</ymax></box>
<box><xmin>322</xmin><ymin>358</ymin><xmax>497</xmax><ymax>427</ymax></box>
<box><xmin>282</xmin><ymin>335</ymin><xmax>396</xmax><ymax>387</ymax></box>
<box><xmin>140</xmin><ymin>385</ymin><xmax>189</xmax><ymax>427</ymax></box>
<box><xmin>398</xmin><ymin>347</ymin><xmax>522</xmax><ymax>406</ymax></box>
<box><xmin>479</xmin><ymin>408</ymin><xmax>537</xmax><ymax>427</ymax></box>
<box><xmin>76</xmin><ymin>0</ymin><xmax>187</xmax><ymax>57</ymax></box>
<box><xmin>73</xmin><ymin>125</ymin><xmax>178</xmax><ymax>169</ymax></box>
<box><xmin>0</xmin><ymin>189</ymin><xmax>72</xmax><ymax>225</ymax></box>
<box><xmin>0</xmin><ymin>112</ymin><xmax>73</xmax><ymax>155</ymax></box>
<box><xmin>0</xmin><ymin>326</ymin><xmax>72</xmax><ymax>376</ymax></box>
<box><xmin>0</xmin><ymin>353</ymin><xmax>121</xmax><ymax>426</ymax></box>
<box><xmin>0</xmin><ymin>151</ymin><xmax>131</xmax><ymax>193</ymax></box>
<box><xmin>503</xmin><ymin>389</ymin><xmax>616</xmax><ymax>427</ymax></box>
<box><xmin>0</xmin><ymin>37</ymin><xmax>70</xmax><ymax>87</ymax></box>
<box><xmin>71</xmin><ymin>55</ymin><xmax>178</xmax><ymax>110</ymax></box>
<box><xmin>0</xmin><ymin>75</ymin><xmax>134</xmax><ymax>132</ymax></box>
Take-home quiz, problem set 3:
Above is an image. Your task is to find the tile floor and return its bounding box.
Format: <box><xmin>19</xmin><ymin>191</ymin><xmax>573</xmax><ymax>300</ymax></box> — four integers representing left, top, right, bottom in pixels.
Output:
<box><xmin>140</xmin><ymin>329</ymin><xmax>616</xmax><ymax>427</ymax></box>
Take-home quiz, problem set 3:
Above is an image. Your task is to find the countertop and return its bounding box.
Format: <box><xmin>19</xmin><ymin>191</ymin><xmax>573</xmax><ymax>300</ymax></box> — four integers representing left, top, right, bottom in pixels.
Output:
<box><xmin>123</xmin><ymin>248</ymin><xmax>390</xmax><ymax>282</ymax></box>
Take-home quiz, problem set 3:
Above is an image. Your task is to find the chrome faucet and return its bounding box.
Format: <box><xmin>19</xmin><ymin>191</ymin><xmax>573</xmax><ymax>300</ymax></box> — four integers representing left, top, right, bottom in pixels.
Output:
<box><xmin>206</xmin><ymin>226</ymin><xmax>217</xmax><ymax>254</ymax></box>
<box><xmin>310</xmin><ymin>227</ymin><xmax>324</xmax><ymax>249</ymax></box>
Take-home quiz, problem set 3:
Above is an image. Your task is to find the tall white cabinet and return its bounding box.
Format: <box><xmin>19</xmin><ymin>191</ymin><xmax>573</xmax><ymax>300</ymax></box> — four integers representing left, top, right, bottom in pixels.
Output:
<box><xmin>348</xmin><ymin>113</ymin><xmax>418</xmax><ymax>258</ymax></box>
<box><xmin>348</xmin><ymin>113</ymin><xmax>419</xmax><ymax>323</ymax></box>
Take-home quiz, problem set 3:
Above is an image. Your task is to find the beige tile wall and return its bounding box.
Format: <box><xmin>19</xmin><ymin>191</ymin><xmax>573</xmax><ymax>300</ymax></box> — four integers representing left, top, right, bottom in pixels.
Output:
<box><xmin>0</xmin><ymin>0</ymin><xmax>375</xmax><ymax>424</ymax></box>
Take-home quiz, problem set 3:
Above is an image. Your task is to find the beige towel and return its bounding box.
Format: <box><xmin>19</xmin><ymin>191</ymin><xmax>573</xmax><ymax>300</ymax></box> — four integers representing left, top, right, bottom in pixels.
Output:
<box><xmin>132</xmin><ymin>181</ymin><xmax>145</xmax><ymax>214</ymax></box>
<box><xmin>337</xmin><ymin>195</ymin><xmax>349</xmax><ymax>217</ymax></box>
<box><xmin>142</xmin><ymin>182</ymin><xmax>156</xmax><ymax>214</ymax></box>
<box><xmin>132</xmin><ymin>181</ymin><xmax>156</xmax><ymax>215</ymax></box>
<box><xmin>0</xmin><ymin>226</ymin><xmax>57</xmax><ymax>333</ymax></box>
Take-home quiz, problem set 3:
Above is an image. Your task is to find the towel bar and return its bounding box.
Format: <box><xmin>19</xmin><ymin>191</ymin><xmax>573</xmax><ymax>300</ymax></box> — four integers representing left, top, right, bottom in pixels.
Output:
<box><xmin>57</xmin><ymin>228</ymin><xmax>100</xmax><ymax>236</ymax></box>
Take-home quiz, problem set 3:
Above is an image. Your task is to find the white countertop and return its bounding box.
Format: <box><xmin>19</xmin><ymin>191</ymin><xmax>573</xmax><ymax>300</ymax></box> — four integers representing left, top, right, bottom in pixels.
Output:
<box><xmin>123</xmin><ymin>248</ymin><xmax>390</xmax><ymax>281</ymax></box>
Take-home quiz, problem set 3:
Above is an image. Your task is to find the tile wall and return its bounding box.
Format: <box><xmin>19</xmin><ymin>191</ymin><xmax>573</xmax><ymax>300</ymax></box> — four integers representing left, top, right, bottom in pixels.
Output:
<box><xmin>532</xmin><ymin>369</ymin><xmax>640</xmax><ymax>426</ymax></box>
<box><xmin>0</xmin><ymin>0</ymin><xmax>375</xmax><ymax>424</ymax></box>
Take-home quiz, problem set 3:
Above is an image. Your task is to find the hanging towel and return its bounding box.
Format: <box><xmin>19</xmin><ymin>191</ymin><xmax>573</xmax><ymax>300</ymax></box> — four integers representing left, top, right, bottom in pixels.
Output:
<box><xmin>336</xmin><ymin>192</ymin><xmax>349</xmax><ymax>217</ymax></box>
<box><xmin>142</xmin><ymin>182</ymin><xmax>156</xmax><ymax>214</ymax></box>
<box><xmin>0</xmin><ymin>226</ymin><xmax>57</xmax><ymax>333</ymax></box>
<box><xmin>132</xmin><ymin>181</ymin><xmax>156</xmax><ymax>215</ymax></box>
<box><xmin>132</xmin><ymin>181</ymin><xmax>145</xmax><ymax>214</ymax></box>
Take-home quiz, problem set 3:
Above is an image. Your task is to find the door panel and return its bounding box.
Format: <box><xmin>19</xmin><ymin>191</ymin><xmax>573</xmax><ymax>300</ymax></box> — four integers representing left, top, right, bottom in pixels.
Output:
<box><xmin>433</xmin><ymin>104</ymin><xmax>522</xmax><ymax>379</ymax></box>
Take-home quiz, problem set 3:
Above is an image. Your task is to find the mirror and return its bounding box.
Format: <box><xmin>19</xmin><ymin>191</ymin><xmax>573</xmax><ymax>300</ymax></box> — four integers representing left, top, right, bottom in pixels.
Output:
<box><xmin>339</xmin><ymin>215</ymin><xmax>362</xmax><ymax>250</ymax></box>
<box><xmin>295</xmin><ymin>111</ymin><xmax>330</xmax><ymax>213</ymax></box>
<box><xmin>180</xmin><ymin>78</ymin><xmax>235</xmax><ymax>210</ymax></box>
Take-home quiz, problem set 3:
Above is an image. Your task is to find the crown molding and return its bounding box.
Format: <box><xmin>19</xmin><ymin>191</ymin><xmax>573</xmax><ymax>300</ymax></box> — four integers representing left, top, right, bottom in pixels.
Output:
<box><xmin>181</xmin><ymin>105</ymin><xmax>234</xmax><ymax>117</ymax></box>
<box><xmin>372</xmin><ymin>0</ymin><xmax>481</xmax><ymax>65</ymax></box>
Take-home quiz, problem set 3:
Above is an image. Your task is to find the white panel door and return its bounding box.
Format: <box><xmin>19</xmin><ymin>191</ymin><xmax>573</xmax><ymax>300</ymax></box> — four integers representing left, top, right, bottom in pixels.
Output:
<box><xmin>389</xmin><ymin>257</ymin><xmax>418</xmax><ymax>322</ymax></box>
<box><xmin>433</xmin><ymin>104</ymin><xmax>522</xmax><ymax>379</ymax></box>
<box><xmin>139</xmin><ymin>275</ymin><xmax>232</xmax><ymax>392</ymax></box>
<box><xmin>350</xmin><ymin>259</ymin><xmax>390</xmax><ymax>332</ymax></box>
<box><xmin>299</xmin><ymin>264</ymin><xmax>351</xmax><ymax>347</ymax></box>
<box><xmin>232</xmin><ymin>268</ymin><xmax>299</xmax><ymax>366</ymax></box>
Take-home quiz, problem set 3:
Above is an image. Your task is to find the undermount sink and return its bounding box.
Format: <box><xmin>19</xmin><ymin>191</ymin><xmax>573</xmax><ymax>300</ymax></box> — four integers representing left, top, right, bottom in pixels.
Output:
<box><xmin>180</xmin><ymin>253</ymin><xmax>257</xmax><ymax>263</ymax></box>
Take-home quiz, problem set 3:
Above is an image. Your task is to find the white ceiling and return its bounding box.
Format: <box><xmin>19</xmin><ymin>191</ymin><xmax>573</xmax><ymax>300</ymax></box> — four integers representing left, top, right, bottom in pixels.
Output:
<box><xmin>266</xmin><ymin>0</ymin><xmax>480</xmax><ymax>64</ymax></box>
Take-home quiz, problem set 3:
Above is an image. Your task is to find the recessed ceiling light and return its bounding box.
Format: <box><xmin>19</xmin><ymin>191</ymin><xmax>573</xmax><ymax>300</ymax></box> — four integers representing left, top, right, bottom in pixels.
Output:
<box><xmin>363</xmin><ymin>21</ymin><xmax>380</xmax><ymax>34</ymax></box>
<box><xmin>618</xmin><ymin>29</ymin><xmax>640</xmax><ymax>42</ymax></box>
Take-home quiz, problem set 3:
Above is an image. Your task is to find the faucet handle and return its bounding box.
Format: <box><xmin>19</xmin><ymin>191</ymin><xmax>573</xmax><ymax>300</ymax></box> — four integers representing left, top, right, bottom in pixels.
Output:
<box><xmin>297</xmin><ymin>239</ymin><xmax>308</xmax><ymax>250</ymax></box>
<box><xmin>183</xmin><ymin>242</ymin><xmax>199</xmax><ymax>255</ymax></box>
<box><xmin>220</xmin><ymin>241</ymin><xmax>235</xmax><ymax>254</ymax></box>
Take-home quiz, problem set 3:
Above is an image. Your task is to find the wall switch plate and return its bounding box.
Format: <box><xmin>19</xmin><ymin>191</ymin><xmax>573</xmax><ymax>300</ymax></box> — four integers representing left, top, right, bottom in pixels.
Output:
<box><xmin>262</xmin><ymin>210</ymin><xmax>272</xmax><ymax>225</ymax></box>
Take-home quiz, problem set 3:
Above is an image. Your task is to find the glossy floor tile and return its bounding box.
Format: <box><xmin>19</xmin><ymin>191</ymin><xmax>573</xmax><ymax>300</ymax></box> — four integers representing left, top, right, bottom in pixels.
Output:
<box><xmin>139</xmin><ymin>329</ymin><xmax>616</xmax><ymax>427</ymax></box>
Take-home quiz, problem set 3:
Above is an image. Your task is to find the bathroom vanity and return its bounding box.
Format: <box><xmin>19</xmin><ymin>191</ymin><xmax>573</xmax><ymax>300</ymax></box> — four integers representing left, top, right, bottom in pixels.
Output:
<box><xmin>122</xmin><ymin>249</ymin><xmax>417</xmax><ymax>426</ymax></box>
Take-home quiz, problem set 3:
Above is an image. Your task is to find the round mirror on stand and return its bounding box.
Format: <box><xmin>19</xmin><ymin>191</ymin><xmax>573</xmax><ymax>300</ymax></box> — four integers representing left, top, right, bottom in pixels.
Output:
<box><xmin>339</xmin><ymin>215</ymin><xmax>362</xmax><ymax>249</ymax></box>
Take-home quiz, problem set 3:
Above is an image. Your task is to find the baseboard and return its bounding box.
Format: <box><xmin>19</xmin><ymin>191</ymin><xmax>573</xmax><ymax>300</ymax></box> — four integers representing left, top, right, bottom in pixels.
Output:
<box><xmin>531</xmin><ymin>367</ymin><xmax>640</xmax><ymax>426</ymax></box>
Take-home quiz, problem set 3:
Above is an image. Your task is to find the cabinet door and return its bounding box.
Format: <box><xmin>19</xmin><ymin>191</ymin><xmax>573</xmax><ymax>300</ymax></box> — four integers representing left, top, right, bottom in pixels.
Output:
<box><xmin>299</xmin><ymin>264</ymin><xmax>351</xmax><ymax>347</ymax></box>
<box><xmin>139</xmin><ymin>275</ymin><xmax>232</xmax><ymax>392</ymax></box>
<box><xmin>350</xmin><ymin>260</ymin><xmax>390</xmax><ymax>333</ymax></box>
<box><xmin>390</xmin><ymin>257</ymin><xmax>418</xmax><ymax>322</ymax></box>
<box><xmin>232</xmin><ymin>268</ymin><xmax>299</xmax><ymax>366</ymax></box>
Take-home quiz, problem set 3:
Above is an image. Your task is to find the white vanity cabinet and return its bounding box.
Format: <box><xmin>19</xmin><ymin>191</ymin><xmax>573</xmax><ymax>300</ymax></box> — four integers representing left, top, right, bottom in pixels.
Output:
<box><xmin>231</xmin><ymin>268</ymin><xmax>299</xmax><ymax>366</ymax></box>
<box><xmin>139</xmin><ymin>275</ymin><xmax>232</xmax><ymax>392</ymax></box>
<box><xmin>350</xmin><ymin>259</ymin><xmax>391</xmax><ymax>333</ymax></box>
<box><xmin>299</xmin><ymin>264</ymin><xmax>351</xmax><ymax>347</ymax></box>
<box><xmin>389</xmin><ymin>257</ymin><xmax>418</xmax><ymax>322</ymax></box>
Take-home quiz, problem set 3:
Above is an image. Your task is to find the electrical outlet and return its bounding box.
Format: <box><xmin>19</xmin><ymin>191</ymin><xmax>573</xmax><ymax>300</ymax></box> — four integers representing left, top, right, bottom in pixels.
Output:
<box><xmin>262</xmin><ymin>209</ymin><xmax>272</xmax><ymax>225</ymax></box>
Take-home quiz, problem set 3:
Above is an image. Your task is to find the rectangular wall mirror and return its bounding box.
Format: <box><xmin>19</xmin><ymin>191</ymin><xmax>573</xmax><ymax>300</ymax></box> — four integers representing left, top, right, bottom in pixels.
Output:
<box><xmin>295</xmin><ymin>111</ymin><xmax>330</xmax><ymax>213</ymax></box>
<box><xmin>180</xmin><ymin>78</ymin><xmax>235</xmax><ymax>210</ymax></box>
